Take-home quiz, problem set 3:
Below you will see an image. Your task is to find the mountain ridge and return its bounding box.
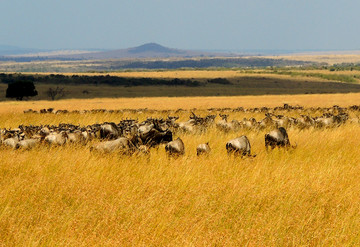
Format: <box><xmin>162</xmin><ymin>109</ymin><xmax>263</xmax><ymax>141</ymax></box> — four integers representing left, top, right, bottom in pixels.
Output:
<box><xmin>128</xmin><ymin>43</ymin><xmax>183</xmax><ymax>54</ymax></box>
<box><xmin>1</xmin><ymin>43</ymin><xmax>236</xmax><ymax>60</ymax></box>
<box><xmin>61</xmin><ymin>43</ymin><xmax>234</xmax><ymax>60</ymax></box>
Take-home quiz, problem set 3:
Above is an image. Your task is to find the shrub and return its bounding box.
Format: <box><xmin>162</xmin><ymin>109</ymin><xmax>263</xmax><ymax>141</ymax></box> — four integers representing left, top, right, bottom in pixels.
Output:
<box><xmin>6</xmin><ymin>80</ymin><xmax>38</xmax><ymax>100</ymax></box>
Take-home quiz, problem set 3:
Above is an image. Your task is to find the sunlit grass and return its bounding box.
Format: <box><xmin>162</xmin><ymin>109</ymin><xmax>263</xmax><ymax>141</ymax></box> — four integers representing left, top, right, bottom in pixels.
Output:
<box><xmin>1</xmin><ymin>92</ymin><xmax>360</xmax><ymax>115</ymax></box>
<box><xmin>1</xmin><ymin>96</ymin><xmax>360</xmax><ymax>245</ymax></box>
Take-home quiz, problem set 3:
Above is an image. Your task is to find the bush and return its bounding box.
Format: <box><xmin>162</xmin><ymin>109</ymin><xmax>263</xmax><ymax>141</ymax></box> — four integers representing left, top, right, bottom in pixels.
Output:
<box><xmin>6</xmin><ymin>80</ymin><xmax>38</xmax><ymax>100</ymax></box>
<box><xmin>207</xmin><ymin>78</ymin><xmax>231</xmax><ymax>84</ymax></box>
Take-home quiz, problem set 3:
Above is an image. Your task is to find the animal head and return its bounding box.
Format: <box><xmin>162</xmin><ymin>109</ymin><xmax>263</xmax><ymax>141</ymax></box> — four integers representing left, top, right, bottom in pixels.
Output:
<box><xmin>219</xmin><ymin>114</ymin><xmax>228</xmax><ymax>121</ymax></box>
<box><xmin>278</xmin><ymin>127</ymin><xmax>287</xmax><ymax>135</ymax></box>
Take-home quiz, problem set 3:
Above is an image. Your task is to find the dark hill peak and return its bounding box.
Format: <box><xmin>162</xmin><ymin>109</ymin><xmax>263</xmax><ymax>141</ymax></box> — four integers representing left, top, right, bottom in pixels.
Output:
<box><xmin>128</xmin><ymin>43</ymin><xmax>182</xmax><ymax>54</ymax></box>
<box><xmin>25</xmin><ymin>43</ymin><xmax>235</xmax><ymax>60</ymax></box>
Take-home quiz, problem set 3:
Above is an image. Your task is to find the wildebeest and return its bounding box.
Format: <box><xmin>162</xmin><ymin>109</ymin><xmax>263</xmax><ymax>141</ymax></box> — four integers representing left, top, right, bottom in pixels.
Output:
<box><xmin>165</xmin><ymin>137</ymin><xmax>185</xmax><ymax>157</ymax></box>
<box><xmin>296</xmin><ymin>115</ymin><xmax>314</xmax><ymax>129</ymax></box>
<box><xmin>66</xmin><ymin>130</ymin><xmax>83</xmax><ymax>143</ymax></box>
<box><xmin>15</xmin><ymin>139</ymin><xmax>40</xmax><ymax>150</ymax></box>
<box><xmin>196</xmin><ymin>143</ymin><xmax>211</xmax><ymax>156</ymax></box>
<box><xmin>177</xmin><ymin>118</ymin><xmax>197</xmax><ymax>133</ymax></box>
<box><xmin>265</xmin><ymin>127</ymin><xmax>295</xmax><ymax>150</ymax></box>
<box><xmin>177</xmin><ymin>112</ymin><xmax>214</xmax><ymax>134</ymax></box>
<box><xmin>139</xmin><ymin>128</ymin><xmax>172</xmax><ymax>146</ymax></box>
<box><xmin>99</xmin><ymin>123</ymin><xmax>120</xmax><ymax>139</ymax></box>
<box><xmin>226</xmin><ymin>135</ymin><xmax>255</xmax><ymax>157</ymax></box>
<box><xmin>242</xmin><ymin>117</ymin><xmax>258</xmax><ymax>130</ymax></box>
<box><xmin>3</xmin><ymin>136</ymin><xmax>20</xmax><ymax>149</ymax></box>
<box><xmin>138</xmin><ymin>120</ymin><xmax>173</xmax><ymax>147</ymax></box>
<box><xmin>314</xmin><ymin>113</ymin><xmax>348</xmax><ymax>128</ymax></box>
<box><xmin>216</xmin><ymin>114</ymin><xmax>239</xmax><ymax>132</ymax></box>
<box><xmin>39</xmin><ymin>126</ymin><xmax>51</xmax><ymax>138</ymax></box>
<box><xmin>258</xmin><ymin>114</ymin><xmax>275</xmax><ymax>129</ymax></box>
<box><xmin>91</xmin><ymin>137</ymin><xmax>135</xmax><ymax>154</ymax></box>
<box><xmin>44</xmin><ymin>131</ymin><xmax>68</xmax><ymax>146</ymax></box>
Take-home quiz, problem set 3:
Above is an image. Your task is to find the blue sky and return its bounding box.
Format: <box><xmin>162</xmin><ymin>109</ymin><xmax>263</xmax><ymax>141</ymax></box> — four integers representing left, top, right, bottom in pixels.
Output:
<box><xmin>1</xmin><ymin>0</ymin><xmax>359</xmax><ymax>51</ymax></box>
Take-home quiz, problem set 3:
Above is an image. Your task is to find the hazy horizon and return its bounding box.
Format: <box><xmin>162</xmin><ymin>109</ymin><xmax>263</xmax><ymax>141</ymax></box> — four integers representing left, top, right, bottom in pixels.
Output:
<box><xmin>1</xmin><ymin>0</ymin><xmax>359</xmax><ymax>52</ymax></box>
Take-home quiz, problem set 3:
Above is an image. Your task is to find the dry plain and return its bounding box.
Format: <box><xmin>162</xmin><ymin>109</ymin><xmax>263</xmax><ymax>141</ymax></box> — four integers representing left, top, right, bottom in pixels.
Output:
<box><xmin>0</xmin><ymin>94</ymin><xmax>360</xmax><ymax>246</ymax></box>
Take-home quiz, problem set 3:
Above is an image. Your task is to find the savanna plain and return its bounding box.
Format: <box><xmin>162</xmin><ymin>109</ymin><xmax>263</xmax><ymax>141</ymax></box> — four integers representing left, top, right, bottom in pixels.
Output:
<box><xmin>1</xmin><ymin>93</ymin><xmax>360</xmax><ymax>246</ymax></box>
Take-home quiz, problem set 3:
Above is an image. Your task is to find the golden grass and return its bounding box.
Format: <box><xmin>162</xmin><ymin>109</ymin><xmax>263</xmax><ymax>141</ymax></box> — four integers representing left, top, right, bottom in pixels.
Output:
<box><xmin>1</xmin><ymin>93</ymin><xmax>360</xmax><ymax>115</ymax></box>
<box><xmin>1</xmin><ymin>95</ymin><xmax>360</xmax><ymax>245</ymax></box>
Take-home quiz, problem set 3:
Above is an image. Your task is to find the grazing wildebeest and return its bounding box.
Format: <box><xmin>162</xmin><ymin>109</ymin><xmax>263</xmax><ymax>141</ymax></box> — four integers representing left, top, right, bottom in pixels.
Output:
<box><xmin>80</xmin><ymin>130</ymin><xmax>93</xmax><ymax>144</ymax></box>
<box><xmin>44</xmin><ymin>131</ymin><xmax>68</xmax><ymax>146</ymax></box>
<box><xmin>39</xmin><ymin>126</ymin><xmax>51</xmax><ymax>138</ymax></box>
<box><xmin>259</xmin><ymin>114</ymin><xmax>275</xmax><ymax>129</ymax></box>
<box><xmin>139</xmin><ymin>127</ymin><xmax>172</xmax><ymax>147</ymax></box>
<box><xmin>242</xmin><ymin>117</ymin><xmax>258</xmax><ymax>130</ymax></box>
<box><xmin>226</xmin><ymin>135</ymin><xmax>255</xmax><ymax>157</ymax></box>
<box><xmin>3</xmin><ymin>136</ymin><xmax>20</xmax><ymax>149</ymax></box>
<box><xmin>265</xmin><ymin>127</ymin><xmax>295</xmax><ymax>150</ymax></box>
<box><xmin>16</xmin><ymin>139</ymin><xmax>40</xmax><ymax>150</ymax></box>
<box><xmin>296</xmin><ymin>115</ymin><xmax>314</xmax><ymax>129</ymax></box>
<box><xmin>99</xmin><ymin>123</ymin><xmax>120</xmax><ymax>139</ymax></box>
<box><xmin>91</xmin><ymin>137</ymin><xmax>135</xmax><ymax>153</ymax></box>
<box><xmin>166</xmin><ymin>116</ymin><xmax>180</xmax><ymax>128</ymax></box>
<box><xmin>216</xmin><ymin>114</ymin><xmax>232</xmax><ymax>132</ymax></box>
<box><xmin>165</xmin><ymin>137</ymin><xmax>185</xmax><ymax>157</ymax></box>
<box><xmin>177</xmin><ymin>119</ymin><xmax>197</xmax><ymax>133</ymax></box>
<box><xmin>66</xmin><ymin>130</ymin><xmax>83</xmax><ymax>144</ymax></box>
<box><xmin>176</xmin><ymin>112</ymin><xmax>211</xmax><ymax>134</ymax></box>
<box><xmin>314</xmin><ymin>113</ymin><xmax>348</xmax><ymax>128</ymax></box>
<box><xmin>196</xmin><ymin>143</ymin><xmax>211</xmax><ymax>156</ymax></box>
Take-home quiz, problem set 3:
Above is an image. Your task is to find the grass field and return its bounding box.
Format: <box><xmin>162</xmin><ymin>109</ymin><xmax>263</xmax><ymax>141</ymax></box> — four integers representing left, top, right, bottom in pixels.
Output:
<box><xmin>2</xmin><ymin>92</ymin><xmax>360</xmax><ymax>114</ymax></box>
<box><xmin>263</xmin><ymin>53</ymin><xmax>360</xmax><ymax>65</ymax></box>
<box><xmin>2</xmin><ymin>69</ymin><xmax>360</xmax><ymax>101</ymax></box>
<box><xmin>1</xmin><ymin>94</ymin><xmax>360</xmax><ymax>245</ymax></box>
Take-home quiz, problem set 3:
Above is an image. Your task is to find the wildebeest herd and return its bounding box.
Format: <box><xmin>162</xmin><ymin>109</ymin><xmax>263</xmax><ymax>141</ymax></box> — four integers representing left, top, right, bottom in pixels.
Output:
<box><xmin>1</xmin><ymin>104</ymin><xmax>358</xmax><ymax>157</ymax></box>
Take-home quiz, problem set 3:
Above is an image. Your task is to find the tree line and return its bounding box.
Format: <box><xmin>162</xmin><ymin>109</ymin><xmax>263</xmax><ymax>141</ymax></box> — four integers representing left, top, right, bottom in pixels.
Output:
<box><xmin>0</xmin><ymin>73</ymin><xmax>204</xmax><ymax>87</ymax></box>
<box><xmin>0</xmin><ymin>73</ymin><xmax>232</xmax><ymax>101</ymax></box>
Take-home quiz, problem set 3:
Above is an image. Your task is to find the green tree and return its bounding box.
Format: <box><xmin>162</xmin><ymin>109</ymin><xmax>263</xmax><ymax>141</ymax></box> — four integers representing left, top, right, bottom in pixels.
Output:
<box><xmin>6</xmin><ymin>80</ymin><xmax>38</xmax><ymax>100</ymax></box>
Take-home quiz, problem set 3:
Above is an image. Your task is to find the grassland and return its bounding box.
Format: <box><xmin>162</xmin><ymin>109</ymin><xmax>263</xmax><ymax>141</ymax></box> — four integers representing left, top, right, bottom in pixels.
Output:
<box><xmin>2</xmin><ymin>69</ymin><xmax>360</xmax><ymax>101</ymax></box>
<box><xmin>1</xmin><ymin>95</ymin><xmax>360</xmax><ymax>245</ymax></box>
<box><xmin>2</xmin><ymin>52</ymin><xmax>360</xmax><ymax>73</ymax></box>
<box><xmin>263</xmin><ymin>53</ymin><xmax>360</xmax><ymax>65</ymax></box>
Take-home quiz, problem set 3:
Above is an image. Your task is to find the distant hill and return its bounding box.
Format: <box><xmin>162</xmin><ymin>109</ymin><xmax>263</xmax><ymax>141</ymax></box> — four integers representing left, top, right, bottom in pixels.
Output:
<box><xmin>1</xmin><ymin>43</ymin><xmax>236</xmax><ymax>61</ymax></box>
<box><xmin>55</xmin><ymin>43</ymin><xmax>236</xmax><ymax>60</ymax></box>
<box><xmin>128</xmin><ymin>43</ymin><xmax>182</xmax><ymax>54</ymax></box>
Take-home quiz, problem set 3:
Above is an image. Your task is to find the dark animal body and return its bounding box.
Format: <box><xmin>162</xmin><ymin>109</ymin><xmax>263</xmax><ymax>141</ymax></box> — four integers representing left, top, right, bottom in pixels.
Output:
<box><xmin>226</xmin><ymin>135</ymin><xmax>254</xmax><ymax>157</ymax></box>
<box><xmin>139</xmin><ymin>128</ymin><xmax>172</xmax><ymax>147</ymax></box>
<box><xmin>265</xmin><ymin>127</ymin><xmax>291</xmax><ymax>150</ymax></box>
<box><xmin>99</xmin><ymin>123</ymin><xmax>120</xmax><ymax>139</ymax></box>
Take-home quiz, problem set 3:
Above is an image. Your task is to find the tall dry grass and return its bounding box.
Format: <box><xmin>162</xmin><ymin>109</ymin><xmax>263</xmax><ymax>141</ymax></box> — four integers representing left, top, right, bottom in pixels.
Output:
<box><xmin>2</xmin><ymin>92</ymin><xmax>360</xmax><ymax>115</ymax></box>
<box><xmin>1</xmin><ymin>96</ymin><xmax>360</xmax><ymax>246</ymax></box>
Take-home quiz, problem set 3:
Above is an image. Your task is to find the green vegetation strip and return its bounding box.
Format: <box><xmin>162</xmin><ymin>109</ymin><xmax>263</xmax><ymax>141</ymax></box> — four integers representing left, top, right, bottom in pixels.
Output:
<box><xmin>243</xmin><ymin>69</ymin><xmax>358</xmax><ymax>83</ymax></box>
<box><xmin>273</xmin><ymin>71</ymin><xmax>357</xmax><ymax>83</ymax></box>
